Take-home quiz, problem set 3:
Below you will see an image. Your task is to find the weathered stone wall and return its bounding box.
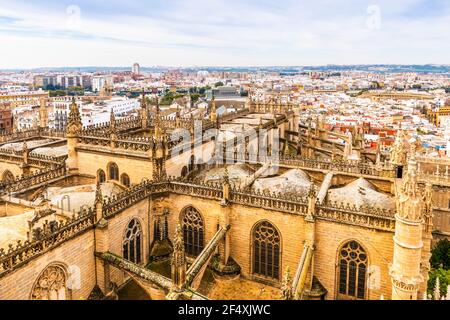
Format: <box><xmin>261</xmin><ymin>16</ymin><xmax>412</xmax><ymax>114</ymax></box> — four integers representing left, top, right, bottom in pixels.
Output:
<box><xmin>0</xmin><ymin>230</ymin><xmax>96</xmax><ymax>300</ymax></box>
<box><xmin>314</xmin><ymin>220</ymin><xmax>394</xmax><ymax>300</ymax></box>
<box><xmin>77</xmin><ymin>149</ymin><xmax>153</xmax><ymax>184</ymax></box>
<box><xmin>104</xmin><ymin>198</ymin><xmax>151</xmax><ymax>289</ymax></box>
<box><xmin>153</xmin><ymin>193</ymin><xmax>395</xmax><ymax>299</ymax></box>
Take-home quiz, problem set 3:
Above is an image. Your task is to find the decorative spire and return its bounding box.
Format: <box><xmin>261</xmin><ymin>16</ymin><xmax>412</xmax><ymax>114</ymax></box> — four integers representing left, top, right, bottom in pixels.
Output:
<box><xmin>433</xmin><ymin>277</ymin><xmax>441</xmax><ymax>300</ymax></box>
<box><xmin>109</xmin><ymin>109</ymin><xmax>116</xmax><ymax>133</ymax></box>
<box><xmin>223</xmin><ymin>166</ymin><xmax>230</xmax><ymax>185</ymax></box>
<box><xmin>140</xmin><ymin>90</ymin><xmax>147</xmax><ymax>109</ymax></box>
<box><xmin>306</xmin><ymin>184</ymin><xmax>317</xmax><ymax>221</ymax></box>
<box><xmin>171</xmin><ymin>223</ymin><xmax>186</xmax><ymax>290</ymax></box>
<box><xmin>397</xmin><ymin>143</ymin><xmax>424</xmax><ymax>222</ymax></box>
<box><xmin>94</xmin><ymin>180</ymin><xmax>104</xmax><ymax>222</ymax></box>
<box><xmin>402</xmin><ymin>144</ymin><xmax>418</xmax><ymax>197</ymax></box>
<box><xmin>221</xmin><ymin>166</ymin><xmax>231</xmax><ymax>206</ymax></box>
<box><xmin>141</xmin><ymin>90</ymin><xmax>148</xmax><ymax>129</ymax></box>
<box><xmin>210</xmin><ymin>93</ymin><xmax>217</xmax><ymax>123</ymax></box>
<box><xmin>22</xmin><ymin>141</ymin><xmax>28</xmax><ymax>164</ymax></box>
<box><xmin>39</xmin><ymin>97</ymin><xmax>48</xmax><ymax>129</ymax></box>
<box><xmin>281</xmin><ymin>266</ymin><xmax>293</xmax><ymax>300</ymax></box>
<box><xmin>390</xmin><ymin>130</ymin><xmax>406</xmax><ymax>166</ymax></box>
<box><xmin>95</xmin><ymin>180</ymin><xmax>103</xmax><ymax>205</ymax></box>
<box><xmin>67</xmin><ymin>97</ymin><xmax>82</xmax><ymax>135</ymax></box>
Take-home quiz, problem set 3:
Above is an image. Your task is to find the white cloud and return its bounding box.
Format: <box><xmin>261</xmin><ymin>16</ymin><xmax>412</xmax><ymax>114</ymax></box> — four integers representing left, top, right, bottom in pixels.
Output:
<box><xmin>0</xmin><ymin>0</ymin><xmax>448</xmax><ymax>68</ymax></box>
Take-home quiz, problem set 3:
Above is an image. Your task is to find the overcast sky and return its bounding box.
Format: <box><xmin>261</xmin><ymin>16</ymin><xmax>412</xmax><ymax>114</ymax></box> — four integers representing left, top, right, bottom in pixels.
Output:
<box><xmin>0</xmin><ymin>0</ymin><xmax>449</xmax><ymax>69</ymax></box>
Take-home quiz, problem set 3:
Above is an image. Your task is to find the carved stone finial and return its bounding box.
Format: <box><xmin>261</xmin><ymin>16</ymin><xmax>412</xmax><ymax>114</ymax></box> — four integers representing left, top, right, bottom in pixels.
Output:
<box><xmin>281</xmin><ymin>266</ymin><xmax>293</xmax><ymax>300</ymax></box>
<box><xmin>171</xmin><ymin>223</ymin><xmax>186</xmax><ymax>289</ymax></box>
<box><xmin>67</xmin><ymin>97</ymin><xmax>82</xmax><ymax>135</ymax></box>
<box><xmin>396</xmin><ymin>143</ymin><xmax>424</xmax><ymax>222</ymax></box>
<box><xmin>95</xmin><ymin>180</ymin><xmax>103</xmax><ymax>205</ymax></box>
<box><xmin>433</xmin><ymin>277</ymin><xmax>441</xmax><ymax>300</ymax></box>
<box><xmin>390</xmin><ymin>130</ymin><xmax>407</xmax><ymax>166</ymax></box>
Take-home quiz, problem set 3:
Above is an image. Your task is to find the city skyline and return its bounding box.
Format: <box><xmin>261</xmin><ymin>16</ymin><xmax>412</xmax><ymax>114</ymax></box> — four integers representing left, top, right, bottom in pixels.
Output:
<box><xmin>0</xmin><ymin>0</ymin><xmax>449</xmax><ymax>69</ymax></box>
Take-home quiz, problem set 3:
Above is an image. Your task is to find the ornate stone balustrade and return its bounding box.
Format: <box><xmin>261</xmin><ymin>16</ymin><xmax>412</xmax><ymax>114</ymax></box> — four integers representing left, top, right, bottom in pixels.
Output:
<box><xmin>316</xmin><ymin>205</ymin><xmax>396</xmax><ymax>232</ymax></box>
<box><xmin>218</xmin><ymin>108</ymin><xmax>250</xmax><ymax>123</ymax></box>
<box><xmin>102</xmin><ymin>180</ymin><xmax>168</xmax><ymax>218</ymax></box>
<box><xmin>0</xmin><ymin>165</ymin><xmax>67</xmax><ymax>194</ymax></box>
<box><xmin>0</xmin><ymin>209</ymin><xmax>95</xmax><ymax>277</ymax></box>
<box><xmin>39</xmin><ymin>129</ymin><xmax>66</xmax><ymax>139</ymax></box>
<box><xmin>221</xmin><ymin>152</ymin><xmax>396</xmax><ymax>178</ymax></box>
<box><xmin>230</xmin><ymin>189</ymin><xmax>308</xmax><ymax>215</ymax></box>
<box><xmin>101</xmin><ymin>177</ymin><xmax>395</xmax><ymax>232</ymax></box>
<box><xmin>28</xmin><ymin>153</ymin><xmax>67</xmax><ymax>166</ymax></box>
<box><xmin>0</xmin><ymin>130</ymin><xmax>41</xmax><ymax>144</ymax></box>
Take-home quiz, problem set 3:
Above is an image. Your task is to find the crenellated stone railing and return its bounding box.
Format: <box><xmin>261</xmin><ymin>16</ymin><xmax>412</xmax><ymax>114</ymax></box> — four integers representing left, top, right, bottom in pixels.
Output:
<box><xmin>100</xmin><ymin>177</ymin><xmax>395</xmax><ymax>231</ymax></box>
<box><xmin>222</xmin><ymin>152</ymin><xmax>397</xmax><ymax>178</ymax></box>
<box><xmin>0</xmin><ymin>129</ymin><xmax>41</xmax><ymax>144</ymax></box>
<box><xmin>0</xmin><ymin>208</ymin><xmax>95</xmax><ymax>277</ymax></box>
<box><xmin>0</xmin><ymin>164</ymin><xmax>67</xmax><ymax>194</ymax></box>
<box><xmin>218</xmin><ymin>108</ymin><xmax>250</xmax><ymax>123</ymax></box>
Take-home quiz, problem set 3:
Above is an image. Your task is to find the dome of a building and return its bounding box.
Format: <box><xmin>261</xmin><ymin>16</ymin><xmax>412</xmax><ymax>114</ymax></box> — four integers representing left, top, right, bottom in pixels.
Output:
<box><xmin>252</xmin><ymin>169</ymin><xmax>313</xmax><ymax>197</ymax></box>
<box><xmin>327</xmin><ymin>178</ymin><xmax>395</xmax><ymax>210</ymax></box>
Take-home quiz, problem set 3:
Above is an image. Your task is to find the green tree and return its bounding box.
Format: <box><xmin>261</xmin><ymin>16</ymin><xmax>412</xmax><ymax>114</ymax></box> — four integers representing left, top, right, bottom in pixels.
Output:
<box><xmin>431</xmin><ymin>239</ymin><xmax>450</xmax><ymax>269</ymax></box>
<box><xmin>214</xmin><ymin>82</ymin><xmax>224</xmax><ymax>88</ymax></box>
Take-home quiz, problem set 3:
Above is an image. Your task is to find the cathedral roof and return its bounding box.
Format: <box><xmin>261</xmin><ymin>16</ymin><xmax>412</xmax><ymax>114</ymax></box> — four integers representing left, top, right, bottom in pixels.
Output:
<box><xmin>0</xmin><ymin>211</ymin><xmax>34</xmax><ymax>250</ymax></box>
<box><xmin>0</xmin><ymin>139</ymin><xmax>55</xmax><ymax>152</ymax></box>
<box><xmin>194</xmin><ymin>164</ymin><xmax>254</xmax><ymax>184</ymax></box>
<box><xmin>252</xmin><ymin>169</ymin><xmax>313</xmax><ymax>197</ymax></box>
<box><xmin>38</xmin><ymin>182</ymin><xmax>124</xmax><ymax>213</ymax></box>
<box><xmin>31</xmin><ymin>145</ymin><xmax>68</xmax><ymax>157</ymax></box>
<box><xmin>327</xmin><ymin>178</ymin><xmax>395</xmax><ymax>211</ymax></box>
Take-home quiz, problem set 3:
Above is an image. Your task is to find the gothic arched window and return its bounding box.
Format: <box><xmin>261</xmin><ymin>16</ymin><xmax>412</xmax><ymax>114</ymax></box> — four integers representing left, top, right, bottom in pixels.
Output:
<box><xmin>181</xmin><ymin>206</ymin><xmax>204</xmax><ymax>256</ymax></box>
<box><xmin>121</xmin><ymin>173</ymin><xmax>130</xmax><ymax>187</ymax></box>
<box><xmin>337</xmin><ymin>240</ymin><xmax>368</xmax><ymax>300</ymax></box>
<box><xmin>252</xmin><ymin>221</ymin><xmax>281</xmax><ymax>280</ymax></box>
<box><xmin>123</xmin><ymin>219</ymin><xmax>142</xmax><ymax>264</ymax></box>
<box><xmin>2</xmin><ymin>170</ymin><xmax>14</xmax><ymax>183</ymax></box>
<box><xmin>31</xmin><ymin>265</ymin><xmax>69</xmax><ymax>300</ymax></box>
<box><xmin>97</xmin><ymin>169</ymin><xmax>106</xmax><ymax>183</ymax></box>
<box><xmin>108</xmin><ymin>162</ymin><xmax>119</xmax><ymax>181</ymax></box>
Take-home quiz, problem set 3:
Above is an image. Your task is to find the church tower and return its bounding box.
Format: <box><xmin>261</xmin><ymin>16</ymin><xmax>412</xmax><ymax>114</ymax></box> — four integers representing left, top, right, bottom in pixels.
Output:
<box><xmin>390</xmin><ymin>145</ymin><xmax>425</xmax><ymax>300</ymax></box>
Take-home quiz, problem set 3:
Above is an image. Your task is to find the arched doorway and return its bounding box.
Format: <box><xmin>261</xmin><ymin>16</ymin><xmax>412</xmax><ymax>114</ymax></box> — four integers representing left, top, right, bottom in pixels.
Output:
<box><xmin>337</xmin><ymin>240</ymin><xmax>368</xmax><ymax>300</ymax></box>
<box><xmin>252</xmin><ymin>220</ymin><xmax>281</xmax><ymax>281</ymax></box>
<box><xmin>181</xmin><ymin>206</ymin><xmax>204</xmax><ymax>256</ymax></box>
<box><xmin>31</xmin><ymin>264</ymin><xmax>70</xmax><ymax>300</ymax></box>
<box><xmin>123</xmin><ymin>219</ymin><xmax>143</xmax><ymax>264</ymax></box>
